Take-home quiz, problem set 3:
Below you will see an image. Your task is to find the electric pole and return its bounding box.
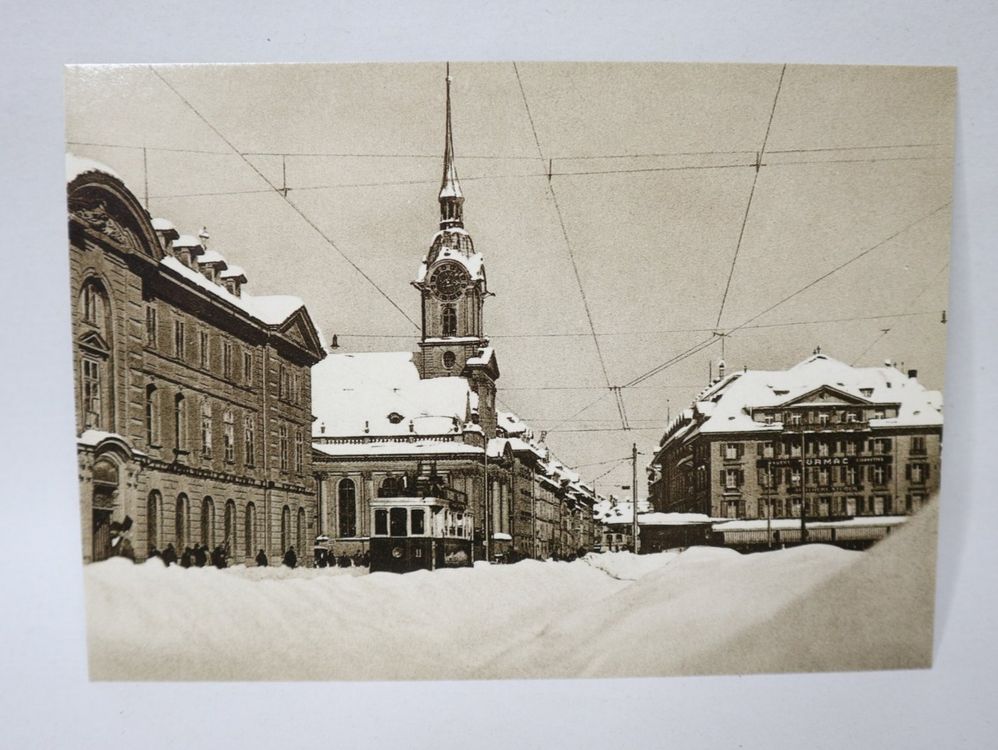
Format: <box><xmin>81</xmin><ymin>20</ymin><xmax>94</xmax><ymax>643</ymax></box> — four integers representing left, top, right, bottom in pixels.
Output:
<box><xmin>631</xmin><ymin>442</ymin><xmax>639</xmax><ymax>554</ymax></box>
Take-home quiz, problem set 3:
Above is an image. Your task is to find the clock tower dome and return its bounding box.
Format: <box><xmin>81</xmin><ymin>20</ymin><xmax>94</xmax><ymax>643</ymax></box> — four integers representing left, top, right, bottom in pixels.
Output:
<box><xmin>412</xmin><ymin>67</ymin><xmax>499</xmax><ymax>434</ymax></box>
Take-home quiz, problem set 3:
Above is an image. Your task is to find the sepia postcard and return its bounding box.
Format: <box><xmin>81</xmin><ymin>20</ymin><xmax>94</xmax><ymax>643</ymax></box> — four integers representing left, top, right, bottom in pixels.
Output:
<box><xmin>66</xmin><ymin>62</ymin><xmax>953</xmax><ymax>680</ymax></box>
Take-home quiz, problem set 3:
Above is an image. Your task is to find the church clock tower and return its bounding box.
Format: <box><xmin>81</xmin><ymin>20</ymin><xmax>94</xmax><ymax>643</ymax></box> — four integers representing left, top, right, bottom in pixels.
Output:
<box><xmin>413</xmin><ymin>67</ymin><xmax>499</xmax><ymax>436</ymax></box>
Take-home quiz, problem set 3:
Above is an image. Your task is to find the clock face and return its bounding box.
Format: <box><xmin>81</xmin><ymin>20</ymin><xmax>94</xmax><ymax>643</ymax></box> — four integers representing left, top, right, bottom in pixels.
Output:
<box><xmin>428</xmin><ymin>261</ymin><xmax>470</xmax><ymax>301</ymax></box>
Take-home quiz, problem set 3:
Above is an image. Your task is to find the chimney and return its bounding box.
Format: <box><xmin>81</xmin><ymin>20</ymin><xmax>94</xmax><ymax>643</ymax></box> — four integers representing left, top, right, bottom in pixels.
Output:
<box><xmin>173</xmin><ymin>234</ymin><xmax>205</xmax><ymax>268</ymax></box>
<box><xmin>907</xmin><ymin>369</ymin><xmax>918</xmax><ymax>379</ymax></box>
<box><xmin>198</xmin><ymin>226</ymin><xmax>210</xmax><ymax>248</ymax></box>
<box><xmin>151</xmin><ymin>217</ymin><xmax>179</xmax><ymax>254</ymax></box>
<box><xmin>717</xmin><ymin>359</ymin><xmax>726</xmax><ymax>380</ymax></box>
<box><xmin>220</xmin><ymin>265</ymin><xmax>247</xmax><ymax>298</ymax></box>
<box><xmin>198</xmin><ymin>251</ymin><xmax>228</xmax><ymax>284</ymax></box>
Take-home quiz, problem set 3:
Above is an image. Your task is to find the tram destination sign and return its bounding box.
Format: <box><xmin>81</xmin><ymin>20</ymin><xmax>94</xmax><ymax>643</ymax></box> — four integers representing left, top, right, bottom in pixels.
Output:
<box><xmin>756</xmin><ymin>455</ymin><xmax>892</xmax><ymax>469</ymax></box>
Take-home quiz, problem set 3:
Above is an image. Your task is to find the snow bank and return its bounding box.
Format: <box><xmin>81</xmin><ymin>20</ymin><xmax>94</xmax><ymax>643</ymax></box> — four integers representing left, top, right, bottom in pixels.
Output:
<box><xmin>85</xmin><ymin>505</ymin><xmax>936</xmax><ymax>680</ymax></box>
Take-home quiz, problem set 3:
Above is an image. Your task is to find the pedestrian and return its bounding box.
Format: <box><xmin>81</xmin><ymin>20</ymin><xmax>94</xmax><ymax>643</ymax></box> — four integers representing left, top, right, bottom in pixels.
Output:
<box><xmin>193</xmin><ymin>543</ymin><xmax>208</xmax><ymax>567</ymax></box>
<box><xmin>282</xmin><ymin>546</ymin><xmax>297</xmax><ymax>569</ymax></box>
<box><xmin>337</xmin><ymin>553</ymin><xmax>351</xmax><ymax>568</ymax></box>
<box><xmin>212</xmin><ymin>544</ymin><xmax>227</xmax><ymax>569</ymax></box>
<box><xmin>162</xmin><ymin>543</ymin><xmax>178</xmax><ymax>566</ymax></box>
<box><xmin>118</xmin><ymin>537</ymin><xmax>136</xmax><ymax>562</ymax></box>
<box><xmin>255</xmin><ymin>548</ymin><xmax>268</xmax><ymax>567</ymax></box>
<box><xmin>360</xmin><ymin>550</ymin><xmax>370</xmax><ymax>568</ymax></box>
<box><xmin>180</xmin><ymin>546</ymin><xmax>193</xmax><ymax>568</ymax></box>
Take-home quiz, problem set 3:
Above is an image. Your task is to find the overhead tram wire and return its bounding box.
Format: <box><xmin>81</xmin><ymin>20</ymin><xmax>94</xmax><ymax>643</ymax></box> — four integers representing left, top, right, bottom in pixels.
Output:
<box><xmin>714</xmin><ymin>64</ymin><xmax>786</xmax><ymax>330</ymax></box>
<box><xmin>147</xmin><ymin>66</ymin><xmax>420</xmax><ymax>331</ymax></box>
<box><xmin>330</xmin><ymin>309</ymin><xmax>940</xmax><ymax>340</ymax></box>
<box><xmin>513</xmin><ymin>61</ymin><xmax>615</xmax><ymax>406</ymax></box>
<box><xmin>850</xmin><ymin>259</ymin><xmax>950</xmax><ymax>366</ymax></box>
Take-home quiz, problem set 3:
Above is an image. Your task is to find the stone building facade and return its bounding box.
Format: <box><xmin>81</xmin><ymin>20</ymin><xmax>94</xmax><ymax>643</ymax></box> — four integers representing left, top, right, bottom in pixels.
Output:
<box><xmin>648</xmin><ymin>353</ymin><xmax>943</xmax><ymax>524</ymax></box>
<box><xmin>69</xmin><ymin>155</ymin><xmax>326</xmax><ymax>564</ymax></box>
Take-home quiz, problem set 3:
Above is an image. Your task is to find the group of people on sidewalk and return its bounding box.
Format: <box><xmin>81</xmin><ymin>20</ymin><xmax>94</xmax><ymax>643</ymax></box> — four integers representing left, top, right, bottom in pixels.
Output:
<box><xmin>313</xmin><ymin>548</ymin><xmax>370</xmax><ymax>569</ymax></box>
<box><xmin>146</xmin><ymin>541</ymin><xmax>231</xmax><ymax>569</ymax></box>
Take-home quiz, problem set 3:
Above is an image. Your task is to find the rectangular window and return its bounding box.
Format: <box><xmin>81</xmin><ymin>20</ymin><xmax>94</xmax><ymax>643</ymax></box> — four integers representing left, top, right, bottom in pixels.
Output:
<box><xmin>294</xmin><ymin>429</ymin><xmax>304</xmax><ymax>474</ymax></box>
<box><xmin>724</xmin><ymin>443</ymin><xmax>739</xmax><ymax>460</ymax></box>
<box><xmin>223</xmin><ymin>411</ymin><xmax>235</xmax><ymax>463</ymax></box>
<box><xmin>911</xmin><ymin>436</ymin><xmax>927</xmax><ymax>456</ymax></box>
<box><xmin>872</xmin><ymin>465</ymin><xmax>886</xmax><ymax>485</ymax></box>
<box><xmin>389</xmin><ymin>507</ymin><xmax>408</xmax><ymax>537</ymax></box>
<box><xmin>724</xmin><ymin>469</ymin><xmax>739</xmax><ymax>490</ymax></box>
<box><xmin>81</xmin><ymin>358</ymin><xmax>101</xmax><ymax>428</ymax></box>
<box><xmin>244</xmin><ymin>414</ymin><xmax>255</xmax><ymax>466</ymax></box>
<box><xmin>200</xmin><ymin>330</ymin><xmax>209</xmax><ymax>369</ymax></box>
<box><xmin>200</xmin><ymin>402</ymin><xmax>213</xmax><ymax>458</ymax></box>
<box><xmin>292</xmin><ymin>372</ymin><xmax>300</xmax><ymax>404</ymax></box>
<box><xmin>818</xmin><ymin>442</ymin><xmax>830</xmax><ymax>457</ymax></box>
<box><xmin>279</xmin><ymin>424</ymin><xmax>289</xmax><ymax>470</ymax></box>
<box><xmin>817</xmin><ymin>467</ymin><xmax>831</xmax><ymax>487</ymax></box>
<box><xmin>145</xmin><ymin>305</ymin><xmax>157</xmax><ymax>347</ymax></box>
<box><xmin>788</xmin><ymin>413</ymin><xmax>802</xmax><ymax>426</ymax></box>
<box><xmin>174</xmin><ymin>320</ymin><xmax>185</xmax><ymax>360</ymax></box>
<box><xmin>762</xmin><ymin>442</ymin><xmax>775</xmax><ymax>459</ymax></box>
<box><xmin>411</xmin><ymin>509</ymin><xmax>426</xmax><ymax>535</ymax></box>
<box><xmin>845</xmin><ymin>465</ymin><xmax>858</xmax><ymax>485</ymax></box>
<box><xmin>223</xmin><ymin>340</ymin><xmax>233</xmax><ymax>379</ymax></box>
<box><xmin>279</xmin><ymin>365</ymin><xmax>288</xmax><ymax>400</ymax></box>
<box><xmin>243</xmin><ymin>351</ymin><xmax>253</xmax><ymax>385</ymax></box>
<box><xmin>374</xmin><ymin>509</ymin><xmax>388</xmax><ymax>536</ymax></box>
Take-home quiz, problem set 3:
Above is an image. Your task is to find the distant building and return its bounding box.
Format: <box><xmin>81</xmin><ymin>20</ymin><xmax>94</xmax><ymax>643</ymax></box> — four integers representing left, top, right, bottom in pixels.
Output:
<box><xmin>68</xmin><ymin>155</ymin><xmax>326</xmax><ymax>564</ymax></box>
<box><xmin>648</xmin><ymin>353</ymin><xmax>942</xmax><ymax>531</ymax></box>
<box><xmin>310</xmin><ymin>74</ymin><xmax>597</xmax><ymax>561</ymax></box>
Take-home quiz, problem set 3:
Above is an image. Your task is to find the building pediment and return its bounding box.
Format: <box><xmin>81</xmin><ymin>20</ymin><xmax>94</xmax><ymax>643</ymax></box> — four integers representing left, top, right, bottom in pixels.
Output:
<box><xmin>776</xmin><ymin>385</ymin><xmax>871</xmax><ymax>407</ymax></box>
<box><xmin>275</xmin><ymin>307</ymin><xmax>325</xmax><ymax>363</ymax></box>
<box><xmin>78</xmin><ymin>329</ymin><xmax>111</xmax><ymax>356</ymax></box>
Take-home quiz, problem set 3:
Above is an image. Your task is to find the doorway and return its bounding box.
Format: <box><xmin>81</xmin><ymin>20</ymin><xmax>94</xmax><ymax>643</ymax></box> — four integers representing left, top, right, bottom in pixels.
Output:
<box><xmin>92</xmin><ymin>508</ymin><xmax>112</xmax><ymax>561</ymax></box>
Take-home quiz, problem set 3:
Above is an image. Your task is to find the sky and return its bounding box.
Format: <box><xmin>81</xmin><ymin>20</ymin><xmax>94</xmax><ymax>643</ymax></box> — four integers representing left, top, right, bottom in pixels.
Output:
<box><xmin>64</xmin><ymin>62</ymin><xmax>955</xmax><ymax>498</ymax></box>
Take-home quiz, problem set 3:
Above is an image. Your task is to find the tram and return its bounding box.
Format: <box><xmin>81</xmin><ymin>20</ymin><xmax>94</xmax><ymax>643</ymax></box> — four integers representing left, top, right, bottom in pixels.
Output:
<box><xmin>369</xmin><ymin>494</ymin><xmax>473</xmax><ymax>573</ymax></box>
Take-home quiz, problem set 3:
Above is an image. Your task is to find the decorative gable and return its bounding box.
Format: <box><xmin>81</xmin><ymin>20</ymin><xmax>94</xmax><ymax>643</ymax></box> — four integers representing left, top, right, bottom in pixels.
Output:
<box><xmin>778</xmin><ymin>385</ymin><xmax>871</xmax><ymax>407</ymax></box>
<box><xmin>276</xmin><ymin>308</ymin><xmax>325</xmax><ymax>362</ymax></box>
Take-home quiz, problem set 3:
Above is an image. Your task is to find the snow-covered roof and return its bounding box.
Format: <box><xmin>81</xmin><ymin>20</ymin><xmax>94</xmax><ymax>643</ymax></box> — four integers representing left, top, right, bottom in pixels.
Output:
<box><xmin>639</xmin><ymin>512</ymin><xmax>715</xmax><ymax>526</ymax></box>
<box><xmin>497</xmin><ymin>411</ymin><xmax>529</xmax><ymax>437</ymax></box>
<box><xmin>198</xmin><ymin>250</ymin><xmax>227</xmax><ymax>266</ymax></box>
<box><xmin>661</xmin><ymin>353</ymin><xmax>942</xmax><ymax>442</ymax></box>
<box><xmin>312</xmin><ymin>440</ymin><xmax>483</xmax><ymax>458</ymax></box>
<box><xmin>161</xmin><ymin>255</ymin><xmax>305</xmax><ymax>327</ymax></box>
<box><xmin>151</xmin><ymin>217</ymin><xmax>177</xmax><ymax>232</ymax></box>
<box><xmin>712</xmin><ymin>516</ymin><xmax>909</xmax><ymax>533</ymax></box>
<box><xmin>66</xmin><ymin>153</ymin><xmax>120</xmax><ymax>183</ymax></box>
<box><xmin>219</xmin><ymin>265</ymin><xmax>246</xmax><ymax>281</ymax></box>
<box><xmin>311</xmin><ymin>351</ymin><xmax>477</xmax><ymax>439</ymax></box>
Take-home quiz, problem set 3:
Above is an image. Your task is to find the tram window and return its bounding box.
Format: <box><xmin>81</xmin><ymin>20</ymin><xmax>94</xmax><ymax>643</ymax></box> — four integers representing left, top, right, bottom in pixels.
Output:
<box><xmin>390</xmin><ymin>507</ymin><xmax>408</xmax><ymax>536</ymax></box>
<box><xmin>411</xmin><ymin>509</ymin><xmax>425</xmax><ymax>535</ymax></box>
<box><xmin>374</xmin><ymin>509</ymin><xmax>388</xmax><ymax>536</ymax></box>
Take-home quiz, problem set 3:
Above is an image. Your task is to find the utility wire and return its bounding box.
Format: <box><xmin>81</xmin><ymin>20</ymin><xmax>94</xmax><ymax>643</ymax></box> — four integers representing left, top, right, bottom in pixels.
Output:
<box><xmin>148</xmin><ymin>66</ymin><xmax>420</xmax><ymax>331</ymax></box>
<box><xmin>513</xmin><ymin>61</ymin><xmax>615</xmax><ymax>400</ymax></box>
<box><xmin>715</xmin><ymin>63</ymin><xmax>786</xmax><ymax>329</ymax></box>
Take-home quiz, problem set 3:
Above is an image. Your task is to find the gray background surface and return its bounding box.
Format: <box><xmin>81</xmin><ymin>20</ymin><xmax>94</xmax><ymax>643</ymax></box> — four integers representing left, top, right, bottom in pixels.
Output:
<box><xmin>1</xmin><ymin>1</ymin><xmax>995</xmax><ymax>747</ymax></box>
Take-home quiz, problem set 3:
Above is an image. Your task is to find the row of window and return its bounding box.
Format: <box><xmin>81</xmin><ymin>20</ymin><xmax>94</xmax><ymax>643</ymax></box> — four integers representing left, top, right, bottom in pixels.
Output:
<box><xmin>725</xmin><ymin>462</ymin><xmax>931</xmax><ymax>490</ymax></box>
<box><xmin>723</xmin><ymin>437</ymin><xmax>901</xmax><ymax>460</ymax></box>
<box><xmin>726</xmin><ymin>493</ymin><xmax>928</xmax><ymax>520</ymax></box>
<box><xmin>144</xmin><ymin>386</ymin><xmax>306</xmax><ymax>474</ymax></box>
<box><xmin>755</xmin><ymin>407</ymin><xmax>894</xmax><ymax>426</ymax></box>
<box><xmin>148</xmin><ymin>305</ymin><xmax>256</xmax><ymax>386</ymax></box>
<box><xmin>147</xmin><ymin>491</ymin><xmax>307</xmax><ymax>557</ymax></box>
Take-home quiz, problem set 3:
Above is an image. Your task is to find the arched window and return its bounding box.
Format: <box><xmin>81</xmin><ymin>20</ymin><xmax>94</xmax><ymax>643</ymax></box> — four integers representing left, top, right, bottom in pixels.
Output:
<box><xmin>338</xmin><ymin>478</ymin><xmax>357</xmax><ymax>538</ymax></box>
<box><xmin>244</xmin><ymin>502</ymin><xmax>256</xmax><ymax>557</ymax></box>
<box><xmin>201</xmin><ymin>497</ymin><xmax>215</xmax><ymax>547</ymax></box>
<box><xmin>281</xmin><ymin>505</ymin><xmax>291</xmax><ymax>552</ymax></box>
<box><xmin>146</xmin><ymin>490</ymin><xmax>162</xmax><ymax>553</ymax></box>
<box><xmin>176</xmin><ymin>493</ymin><xmax>189</xmax><ymax>548</ymax></box>
<box><xmin>224</xmin><ymin>500</ymin><xmax>236</xmax><ymax>551</ymax></box>
<box><xmin>441</xmin><ymin>305</ymin><xmax>457</xmax><ymax>336</ymax></box>
<box><xmin>297</xmin><ymin>507</ymin><xmax>306</xmax><ymax>555</ymax></box>
<box><xmin>145</xmin><ymin>384</ymin><xmax>160</xmax><ymax>447</ymax></box>
<box><xmin>174</xmin><ymin>394</ymin><xmax>187</xmax><ymax>452</ymax></box>
<box><xmin>79</xmin><ymin>279</ymin><xmax>107</xmax><ymax>329</ymax></box>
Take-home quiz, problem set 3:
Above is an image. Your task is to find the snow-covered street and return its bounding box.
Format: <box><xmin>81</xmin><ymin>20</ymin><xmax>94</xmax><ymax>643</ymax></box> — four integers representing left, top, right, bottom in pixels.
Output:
<box><xmin>85</xmin><ymin>504</ymin><xmax>936</xmax><ymax>681</ymax></box>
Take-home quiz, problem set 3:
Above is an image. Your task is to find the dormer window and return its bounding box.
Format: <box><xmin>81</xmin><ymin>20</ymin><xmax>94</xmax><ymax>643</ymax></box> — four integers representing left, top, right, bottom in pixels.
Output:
<box><xmin>387</xmin><ymin>412</ymin><xmax>404</xmax><ymax>425</ymax></box>
<box><xmin>860</xmin><ymin>388</ymin><xmax>874</xmax><ymax>397</ymax></box>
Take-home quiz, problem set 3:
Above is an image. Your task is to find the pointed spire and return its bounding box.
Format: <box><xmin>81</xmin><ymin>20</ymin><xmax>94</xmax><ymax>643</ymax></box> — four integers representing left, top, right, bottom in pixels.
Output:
<box><xmin>439</xmin><ymin>62</ymin><xmax>465</xmax><ymax>229</ymax></box>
